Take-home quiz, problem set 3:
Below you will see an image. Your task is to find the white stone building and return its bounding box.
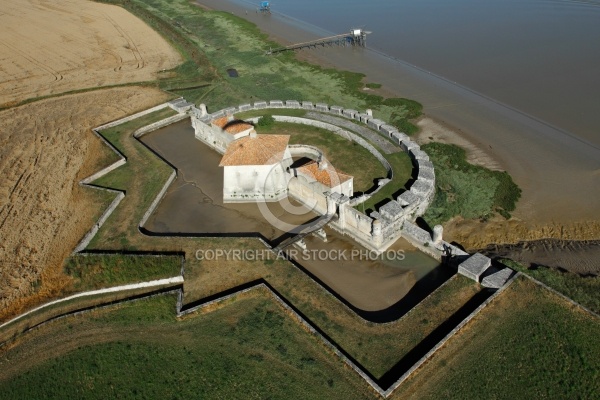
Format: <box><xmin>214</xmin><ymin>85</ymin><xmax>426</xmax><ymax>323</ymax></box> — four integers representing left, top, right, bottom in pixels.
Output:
<box><xmin>219</xmin><ymin>132</ymin><xmax>292</xmax><ymax>203</ymax></box>
<box><xmin>193</xmin><ymin>115</ymin><xmax>255</xmax><ymax>153</ymax></box>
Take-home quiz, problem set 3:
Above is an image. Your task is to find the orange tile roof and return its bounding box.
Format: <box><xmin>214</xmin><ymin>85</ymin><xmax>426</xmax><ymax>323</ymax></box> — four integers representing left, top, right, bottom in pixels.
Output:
<box><xmin>219</xmin><ymin>135</ymin><xmax>290</xmax><ymax>166</ymax></box>
<box><xmin>296</xmin><ymin>160</ymin><xmax>352</xmax><ymax>187</ymax></box>
<box><xmin>224</xmin><ymin>122</ymin><xmax>253</xmax><ymax>134</ymax></box>
<box><xmin>211</xmin><ymin>116</ymin><xmax>229</xmax><ymax>128</ymax></box>
<box><xmin>212</xmin><ymin>117</ymin><xmax>254</xmax><ymax>135</ymax></box>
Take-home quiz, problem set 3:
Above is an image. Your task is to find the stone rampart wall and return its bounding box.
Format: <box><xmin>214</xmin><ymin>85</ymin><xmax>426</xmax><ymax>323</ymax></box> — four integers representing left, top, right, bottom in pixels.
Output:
<box><xmin>205</xmin><ymin>101</ymin><xmax>434</xmax><ymax>217</ymax></box>
<box><xmin>288</xmin><ymin>179</ymin><xmax>328</xmax><ymax>215</ymax></box>
<box><xmin>133</xmin><ymin>114</ymin><xmax>189</xmax><ymax>138</ymax></box>
<box><xmin>139</xmin><ymin>171</ymin><xmax>177</xmax><ymax>228</ymax></box>
<box><xmin>273</xmin><ymin>116</ymin><xmax>393</xmax><ymax>181</ymax></box>
<box><xmin>191</xmin><ymin>100</ymin><xmax>437</xmax><ymax>253</ymax></box>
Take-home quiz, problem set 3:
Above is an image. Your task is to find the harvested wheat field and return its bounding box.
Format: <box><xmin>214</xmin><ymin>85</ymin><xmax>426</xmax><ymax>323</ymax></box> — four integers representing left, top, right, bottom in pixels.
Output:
<box><xmin>0</xmin><ymin>0</ymin><xmax>181</xmax><ymax>107</ymax></box>
<box><xmin>0</xmin><ymin>87</ymin><xmax>172</xmax><ymax>321</ymax></box>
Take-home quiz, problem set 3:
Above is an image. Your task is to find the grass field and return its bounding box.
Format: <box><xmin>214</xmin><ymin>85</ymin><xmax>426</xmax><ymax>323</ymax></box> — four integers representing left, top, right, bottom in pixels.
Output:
<box><xmin>392</xmin><ymin>275</ymin><xmax>600</xmax><ymax>399</ymax></box>
<box><xmin>99</xmin><ymin>0</ymin><xmax>419</xmax><ymax>130</ymax></box>
<box><xmin>64</xmin><ymin>254</ymin><xmax>182</xmax><ymax>292</ymax></box>
<box><xmin>499</xmin><ymin>259</ymin><xmax>600</xmax><ymax>315</ymax></box>
<box><xmin>0</xmin><ymin>292</ymin><xmax>373</xmax><ymax>399</ymax></box>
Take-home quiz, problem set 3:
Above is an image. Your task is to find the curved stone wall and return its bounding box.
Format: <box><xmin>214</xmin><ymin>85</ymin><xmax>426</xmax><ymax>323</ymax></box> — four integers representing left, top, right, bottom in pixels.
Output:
<box><xmin>192</xmin><ymin>100</ymin><xmax>437</xmax><ymax>253</ymax></box>
<box><xmin>287</xmin><ymin>144</ymin><xmax>324</xmax><ymax>160</ymax></box>
<box><xmin>196</xmin><ymin>100</ymin><xmax>435</xmax><ymax>219</ymax></box>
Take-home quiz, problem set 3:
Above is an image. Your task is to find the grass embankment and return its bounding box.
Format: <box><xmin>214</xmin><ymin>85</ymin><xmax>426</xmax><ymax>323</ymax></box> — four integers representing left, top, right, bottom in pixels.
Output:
<box><xmin>393</xmin><ymin>276</ymin><xmax>600</xmax><ymax>399</ymax></box>
<box><xmin>188</xmin><ymin>245</ymin><xmax>480</xmax><ymax>378</ymax></box>
<box><xmin>499</xmin><ymin>259</ymin><xmax>600</xmax><ymax>315</ymax></box>
<box><xmin>89</xmin><ymin>108</ymin><xmax>177</xmax><ymax>249</ymax></box>
<box><xmin>64</xmin><ymin>254</ymin><xmax>182</xmax><ymax>292</ymax></box>
<box><xmin>0</xmin><ymin>293</ymin><xmax>373</xmax><ymax>399</ymax></box>
<box><xmin>359</xmin><ymin>152</ymin><xmax>413</xmax><ymax>214</ymax></box>
<box><xmin>422</xmin><ymin>143</ymin><xmax>521</xmax><ymax>226</ymax></box>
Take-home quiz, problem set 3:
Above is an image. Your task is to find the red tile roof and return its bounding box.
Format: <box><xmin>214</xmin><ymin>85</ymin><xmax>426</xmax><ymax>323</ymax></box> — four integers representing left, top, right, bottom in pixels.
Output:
<box><xmin>212</xmin><ymin>117</ymin><xmax>254</xmax><ymax>135</ymax></box>
<box><xmin>296</xmin><ymin>160</ymin><xmax>352</xmax><ymax>187</ymax></box>
<box><xmin>211</xmin><ymin>116</ymin><xmax>229</xmax><ymax>128</ymax></box>
<box><xmin>219</xmin><ymin>135</ymin><xmax>290</xmax><ymax>166</ymax></box>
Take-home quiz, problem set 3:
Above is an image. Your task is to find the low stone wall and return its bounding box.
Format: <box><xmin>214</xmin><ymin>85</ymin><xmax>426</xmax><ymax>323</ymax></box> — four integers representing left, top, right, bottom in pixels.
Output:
<box><xmin>400</xmin><ymin>221</ymin><xmax>443</xmax><ymax>261</ymax></box>
<box><xmin>72</xmin><ymin>190</ymin><xmax>125</xmax><ymax>254</ymax></box>
<box><xmin>94</xmin><ymin>102</ymin><xmax>170</xmax><ymax>131</ymax></box>
<box><xmin>383</xmin><ymin>273</ymin><xmax>519</xmax><ymax>397</ymax></box>
<box><xmin>76</xmin><ymin>102</ymin><xmax>186</xmax><ymax>254</ymax></box>
<box><xmin>139</xmin><ymin>171</ymin><xmax>177</xmax><ymax>228</ymax></box>
<box><xmin>399</xmin><ymin>221</ymin><xmax>469</xmax><ymax>263</ymax></box>
<box><xmin>190</xmin><ymin>100</ymin><xmax>439</xmax><ymax>253</ymax></box>
<box><xmin>80</xmin><ymin>121</ymin><xmax>128</xmax><ymax>185</ymax></box>
<box><xmin>519</xmin><ymin>273</ymin><xmax>600</xmax><ymax>319</ymax></box>
<box><xmin>0</xmin><ymin>276</ymin><xmax>184</xmax><ymax>333</ymax></box>
<box><xmin>80</xmin><ymin>159</ymin><xmax>126</xmax><ymax>186</ymax></box>
<box><xmin>133</xmin><ymin>114</ymin><xmax>189</xmax><ymax>138</ymax></box>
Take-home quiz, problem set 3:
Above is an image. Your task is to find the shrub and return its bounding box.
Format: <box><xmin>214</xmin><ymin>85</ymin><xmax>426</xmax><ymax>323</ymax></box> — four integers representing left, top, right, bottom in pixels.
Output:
<box><xmin>256</xmin><ymin>114</ymin><xmax>275</xmax><ymax>128</ymax></box>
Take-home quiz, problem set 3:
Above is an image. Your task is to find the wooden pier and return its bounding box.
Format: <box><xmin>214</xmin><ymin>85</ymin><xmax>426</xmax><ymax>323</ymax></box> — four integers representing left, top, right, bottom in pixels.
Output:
<box><xmin>266</xmin><ymin>29</ymin><xmax>370</xmax><ymax>55</ymax></box>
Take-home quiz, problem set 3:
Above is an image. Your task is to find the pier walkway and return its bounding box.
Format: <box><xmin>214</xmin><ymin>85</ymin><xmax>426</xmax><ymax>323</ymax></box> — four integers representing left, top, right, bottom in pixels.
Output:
<box><xmin>266</xmin><ymin>29</ymin><xmax>369</xmax><ymax>55</ymax></box>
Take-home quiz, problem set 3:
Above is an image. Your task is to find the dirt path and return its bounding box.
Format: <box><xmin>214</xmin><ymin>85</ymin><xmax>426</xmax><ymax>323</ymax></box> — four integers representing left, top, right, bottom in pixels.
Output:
<box><xmin>0</xmin><ymin>87</ymin><xmax>172</xmax><ymax>320</ymax></box>
<box><xmin>0</xmin><ymin>0</ymin><xmax>181</xmax><ymax>107</ymax></box>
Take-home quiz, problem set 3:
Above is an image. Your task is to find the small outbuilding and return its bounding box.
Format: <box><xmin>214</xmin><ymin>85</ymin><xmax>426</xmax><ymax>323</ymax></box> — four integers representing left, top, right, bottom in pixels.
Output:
<box><xmin>458</xmin><ymin>253</ymin><xmax>492</xmax><ymax>282</ymax></box>
<box><xmin>292</xmin><ymin>160</ymin><xmax>353</xmax><ymax>197</ymax></box>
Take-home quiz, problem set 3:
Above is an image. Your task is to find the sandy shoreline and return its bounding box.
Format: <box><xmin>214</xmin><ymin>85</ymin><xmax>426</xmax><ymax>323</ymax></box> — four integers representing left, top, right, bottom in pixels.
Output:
<box><xmin>196</xmin><ymin>0</ymin><xmax>600</xmax><ymax>239</ymax></box>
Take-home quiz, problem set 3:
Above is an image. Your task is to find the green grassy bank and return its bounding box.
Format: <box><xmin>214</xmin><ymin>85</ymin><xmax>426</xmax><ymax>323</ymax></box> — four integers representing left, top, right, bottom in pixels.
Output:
<box><xmin>499</xmin><ymin>259</ymin><xmax>600</xmax><ymax>315</ymax></box>
<box><xmin>422</xmin><ymin>143</ymin><xmax>521</xmax><ymax>225</ymax></box>
<box><xmin>394</xmin><ymin>276</ymin><xmax>600</xmax><ymax>399</ymax></box>
<box><xmin>0</xmin><ymin>293</ymin><xmax>372</xmax><ymax>399</ymax></box>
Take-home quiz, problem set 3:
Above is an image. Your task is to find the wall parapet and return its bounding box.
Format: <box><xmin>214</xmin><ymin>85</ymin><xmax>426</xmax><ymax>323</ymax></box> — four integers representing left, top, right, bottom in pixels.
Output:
<box><xmin>272</xmin><ymin>115</ymin><xmax>393</xmax><ymax>182</ymax></box>
<box><xmin>133</xmin><ymin>114</ymin><xmax>189</xmax><ymax>138</ymax></box>
<box><xmin>187</xmin><ymin>100</ymin><xmax>438</xmax><ymax>253</ymax></box>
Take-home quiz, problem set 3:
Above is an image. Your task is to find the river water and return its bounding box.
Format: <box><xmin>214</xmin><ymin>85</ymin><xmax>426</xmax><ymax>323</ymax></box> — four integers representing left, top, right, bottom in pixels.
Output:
<box><xmin>204</xmin><ymin>0</ymin><xmax>600</xmax><ymax>223</ymax></box>
<box><xmin>242</xmin><ymin>0</ymin><xmax>600</xmax><ymax>145</ymax></box>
